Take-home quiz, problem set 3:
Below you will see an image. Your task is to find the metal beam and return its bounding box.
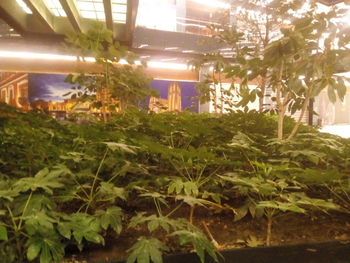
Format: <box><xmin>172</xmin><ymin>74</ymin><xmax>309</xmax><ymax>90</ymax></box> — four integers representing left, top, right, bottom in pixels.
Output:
<box><xmin>103</xmin><ymin>0</ymin><xmax>114</xmax><ymax>34</ymax></box>
<box><xmin>0</xmin><ymin>0</ymin><xmax>52</xmax><ymax>36</ymax></box>
<box><xmin>126</xmin><ymin>0</ymin><xmax>139</xmax><ymax>46</ymax></box>
<box><xmin>59</xmin><ymin>0</ymin><xmax>83</xmax><ymax>32</ymax></box>
<box><xmin>23</xmin><ymin>0</ymin><xmax>55</xmax><ymax>33</ymax></box>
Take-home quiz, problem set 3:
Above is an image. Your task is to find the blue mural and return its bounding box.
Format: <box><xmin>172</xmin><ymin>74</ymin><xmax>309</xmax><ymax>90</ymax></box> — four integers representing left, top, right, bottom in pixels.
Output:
<box><xmin>28</xmin><ymin>73</ymin><xmax>73</xmax><ymax>102</ymax></box>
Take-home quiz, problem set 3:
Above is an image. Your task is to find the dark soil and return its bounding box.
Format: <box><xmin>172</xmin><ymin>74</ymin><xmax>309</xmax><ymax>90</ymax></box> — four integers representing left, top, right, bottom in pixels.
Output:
<box><xmin>65</xmin><ymin>210</ymin><xmax>350</xmax><ymax>263</ymax></box>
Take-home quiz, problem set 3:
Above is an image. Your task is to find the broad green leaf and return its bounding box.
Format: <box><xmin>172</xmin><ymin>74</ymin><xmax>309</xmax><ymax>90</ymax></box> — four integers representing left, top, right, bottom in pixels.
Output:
<box><xmin>170</xmin><ymin>229</ymin><xmax>218</xmax><ymax>263</ymax></box>
<box><xmin>104</xmin><ymin>142</ymin><xmax>139</xmax><ymax>154</ymax></box>
<box><xmin>0</xmin><ymin>225</ymin><xmax>8</xmax><ymax>241</ymax></box>
<box><xmin>95</xmin><ymin>206</ymin><xmax>123</xmax><ymax>234</ymax></box>
<box><xmin>127</xmin><ymin>237</ymin><xmax>168</xmax><ymax>263</ymax></box>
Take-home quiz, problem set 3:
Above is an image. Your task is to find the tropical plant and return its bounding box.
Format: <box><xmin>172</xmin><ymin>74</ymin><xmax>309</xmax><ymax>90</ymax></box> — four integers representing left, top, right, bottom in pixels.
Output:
<box><xmin>64</xmin><ymin>23</ymin><xmax>157</xmax><ymax>121</ymax></box>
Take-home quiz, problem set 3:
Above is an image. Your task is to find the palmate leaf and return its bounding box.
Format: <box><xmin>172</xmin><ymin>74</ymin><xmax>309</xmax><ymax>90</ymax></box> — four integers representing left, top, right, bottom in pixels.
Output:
<box><xmin>25</xmin><ymin>211</ymin><xmax>57</xmax><ymax>235</ymax></box>
<box><xmin>129</xmin><ymin>213</ymin><xmax>186</xmax><ymax>233</ymax></box>
<box><xmin>168</xmin><ymin>178</ymin><xmax>199</xmax><ymax>197</ymax></box>
<box><xmin>57</xmin><ymin>213</ymin><xmax>104</xmax><ymax>245</ymax></box>
<box><xmin>285</xmin><ymin>192</ymin><xmax>340</xmax><ymax>212</ymax></box>
<box><xmin>169</xmin><ymin>229</ymin><xmax>219</xmax><ymax>263</ymax></box>
<box><xmin>0</xmin><ymin>225</ymin><xmax>8</xmax><ymax>241</ymax></box>
<box><xmin>175</xmin><ymin>195</ymin><xmax>206</xmax><ymax>207</ymax></box>
<box><xmin>96</xmin><ymin>182</ymin><xmax>126</xmax><ymax>201</ymax></box>
<box><xmin>26</xmin><ymin>235</ymin><xmax>65</xmax><ymax>263</ymax></box>
<box><xmin>104</xmin><ymin>142</ymin><xmax>139</xmax><ymax>155</ymax></box>
<box><xmin>14</xmin><ymin>166</ymin><xmax>68</xmax><ymax>194</ymax></box>
<box><xmin>95</xmin><ymin>206</ymin><xmax>123</xmax><ymax>234</ymax></box>
<box><xmin>127</xmin><ymin>237</ymin><xmax>169</xmax><ymax>263</ymax></box>
<box><xmin>257</xmin><ymin>200</ymin><xmax>306</xmax><ymax>213</ymax></box>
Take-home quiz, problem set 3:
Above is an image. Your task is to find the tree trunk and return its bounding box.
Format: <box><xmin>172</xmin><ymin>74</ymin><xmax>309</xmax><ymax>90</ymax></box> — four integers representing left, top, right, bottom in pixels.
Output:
<box><xmin>259</xmin><ymin>75</ymin><xmax>267</xmax><ymax>113</ymax></box>
<box><xmin>277</xmin><ymin>109</ymin><xmax>284</xmax><ymax>140</ymax></box>
<box><xmin>276</xmin><ymin>61</ymin><xmax>285</xmax><ymax>139</ymax></box>
<box><xmin>266</xmin><ymin>216</ymin><xmax>272</xmax><ymax>246</ymax></box>
<box><xmin>287</xmin><ymin>86</ymin><xmax>313</xmax><ymax>140</ymax></box>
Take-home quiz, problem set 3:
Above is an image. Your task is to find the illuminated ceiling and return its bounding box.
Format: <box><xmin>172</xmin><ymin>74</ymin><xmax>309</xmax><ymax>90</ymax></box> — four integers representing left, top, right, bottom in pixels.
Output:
<box><xmin>0</xmin><ymin>0</ymin><xmax>349</xmax><ymax>65</ymax></box>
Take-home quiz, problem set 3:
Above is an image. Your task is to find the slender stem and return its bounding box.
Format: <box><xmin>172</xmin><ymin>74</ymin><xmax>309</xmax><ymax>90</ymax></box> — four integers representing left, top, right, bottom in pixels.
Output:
<box><xmin>287</xmin><ymin>85</ymin><xmax>313</xmax><ymax>140</ymax></box>
<box><xmin>276</xmin><ymin>61</ymin><xmax>285</xmax><ymax>140</ymax></box>
<box><xmin>6</xmin><ymin>205</ymin><xmax>17</xmax><ymax>230</ymax></box>
<box><xmin>189</xmin><ymin>205</ymin><xmax>195</xmax><ymax>224</ymax></box>
<box><xmin>18</xmin><ymin>191</ymin><xmax>33</xmax><ymax>230</ymax></box>
<box><xmin>166</xmin><ymin>202</ymin><xmax>183</xmax><ymax>217</ymax></box>
<box><xmin>86</xmin><ymin>147</ymin><xmax>109</xmax><ymax>212</ymax></box>
<box><xmin>202</xmin><ymin>221</ymin><xmax>219</xmax><ymax>247</ymax></box>
<box><xmin>266</xmin><ymin>209</ymin><xmax>274</xmax><ymax>246</ymax></box>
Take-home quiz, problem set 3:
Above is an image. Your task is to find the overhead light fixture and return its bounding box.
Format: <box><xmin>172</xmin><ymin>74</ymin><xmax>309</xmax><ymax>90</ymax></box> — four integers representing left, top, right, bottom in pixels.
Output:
<box><xmin>190</xmin><ymin>0</ymin><xmax>230</xmax><ymax>9</ymax></box>
<box><xmin>16</xmin><ymin>0</ymin><xmax>32</xmax><ymax>14</ymax></box>
<box><xmin>0</xmin><ymin>51</ymin><xmax>192</xmax><ymax>71</ymax></box>
<box><xmin>164</xmin><ymin>47</ymin><xmax>179</xmax><ymax>50</ymax></box>
<box><xmin>138</xmin><ymin>44</ymin><xmax>149</xmax><ymax>48</ymax></box>
<box><xmin>147</xmin><ymin>61</ymin><xmax>189</xmax><ymax>70</ymax></box>
<box><xmin>0</xmin><ymin>50</ymin><xmax>76</xmax><ymax>61</ymax></box>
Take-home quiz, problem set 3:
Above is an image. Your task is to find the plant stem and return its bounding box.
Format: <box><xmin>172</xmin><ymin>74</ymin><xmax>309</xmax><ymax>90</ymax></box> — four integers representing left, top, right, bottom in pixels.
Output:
<box><xmin>202</xmin><ymin>221</ymin><xmax>219</xmax><ymax>247</ymax></box>
<box><xmin>287</xmin><ymin>85</ymin><xmax>313</xmax><ymax>140</ymax></box>
<box><xmin>86</xmin><ymin>147</ymin><xmax>109</xmax><ymax>212</ymax></box>
<box><xmin>266</xmin><ymin>210</ymin><xmax>274</xmax><ymax>246</ymax></box>
<box><xmin>189</xmin><ymin>205</ymin><xmax>195</xmax><ymax>224</ymax></box>
<box><xmin>18</xmin><ymin>191</ymin><xmax>33</xmax><ymax>230</ymax></box>
<box><xmin>276</xmin><ymin>60</ymin><xmax>285</xmax><ymax>140</ymax></box>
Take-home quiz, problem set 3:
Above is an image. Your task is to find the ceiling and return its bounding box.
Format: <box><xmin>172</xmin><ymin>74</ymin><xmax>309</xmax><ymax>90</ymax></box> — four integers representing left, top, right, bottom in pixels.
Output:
<box><xmin>0</xmin><ymin>0</ymin><xmax>348</xmax><ymax>66</ymax></box>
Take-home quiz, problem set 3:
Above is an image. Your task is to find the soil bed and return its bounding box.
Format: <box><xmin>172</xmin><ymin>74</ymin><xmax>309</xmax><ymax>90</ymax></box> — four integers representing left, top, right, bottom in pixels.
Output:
<box><xmin>65</xmin><ymin>211</ymin><xmax>350</xmax><ymax>263</ymax></box>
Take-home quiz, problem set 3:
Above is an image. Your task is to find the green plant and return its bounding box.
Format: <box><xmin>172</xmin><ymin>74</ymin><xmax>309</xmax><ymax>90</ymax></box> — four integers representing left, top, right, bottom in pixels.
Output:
<box><xmin>65</xmin><ymin>23</ymin><xmax>157</xmax><ymax>120</ymax></box>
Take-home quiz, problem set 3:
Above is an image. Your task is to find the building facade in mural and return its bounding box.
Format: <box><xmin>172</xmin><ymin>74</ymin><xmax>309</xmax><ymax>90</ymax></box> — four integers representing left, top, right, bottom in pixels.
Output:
<box><xmin>149</xmin><ymin>81</ymin><xmax>183</xmax><ymax>113</ymax></box>
<box><xmin>0</xmin><ymin>72</ymin><xmax>30</xmax><ymax>110</ymax></box>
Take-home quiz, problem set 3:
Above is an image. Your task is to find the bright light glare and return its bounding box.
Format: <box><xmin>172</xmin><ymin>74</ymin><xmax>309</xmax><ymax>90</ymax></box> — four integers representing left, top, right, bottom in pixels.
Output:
<box><xmin>16</xmin><ymin>0</ymin><xmax>32</xmax><ymax>14</ymax></box>
<box><xmin>320</xmin><ymin>125</ymin><xmax>350</xmax><ymax>138</ymax></box>
<box><xmin>136</xmin><ymin>0</ymin><xmax>177</xmax><ymax>31</ymax></box>
<box><xmin>190</xmin><ymin>0</ymin><xmax>230</xmax><ymax>9</ymax></box>
<box><xmin>0</xmin><ymin>51</ymin><xmax>76</xmax><ymax>61</ymax></box>
<box><xmin>0</xmin><ymin>51</ymin><xmax>191</xmax><ymax>70</ymax></box>
<box><xmin>147</xmin><ymin>61</ymin><xmax>189</xmax><ymax>70</ymax></box>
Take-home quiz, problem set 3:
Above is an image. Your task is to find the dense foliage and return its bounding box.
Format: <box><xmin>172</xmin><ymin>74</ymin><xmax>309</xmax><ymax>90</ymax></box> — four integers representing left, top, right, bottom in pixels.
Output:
<box><xmin>1</xmin><ymin>102</ymin><xmax>350</xmax><ymax>263</ymax></box>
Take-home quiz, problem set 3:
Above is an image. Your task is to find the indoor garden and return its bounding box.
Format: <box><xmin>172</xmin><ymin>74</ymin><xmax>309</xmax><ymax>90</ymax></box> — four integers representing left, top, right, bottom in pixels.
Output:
<box><xmin>1</xmin><ymin>0</ymin><xmax>350</xmax><ymax>263</ymax></box>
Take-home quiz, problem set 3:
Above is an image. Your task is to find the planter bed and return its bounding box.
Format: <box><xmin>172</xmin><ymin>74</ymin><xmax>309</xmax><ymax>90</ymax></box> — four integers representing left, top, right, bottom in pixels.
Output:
<box><xmin>108</xmin><ymin>241</ymin><xmax>350</xmax><ymax>263</ymax></box>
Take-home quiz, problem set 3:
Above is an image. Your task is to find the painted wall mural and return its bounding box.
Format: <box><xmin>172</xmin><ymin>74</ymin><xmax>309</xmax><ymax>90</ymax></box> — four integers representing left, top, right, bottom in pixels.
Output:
<box><xmin>148</xmin><ymin>79</ymin><xmax>198</xmax><ymax>113</ymax></box>
<box><xmin>0</xmin><ymin>73</ymin><xmax>199</xmax><ymax>118</ymax></box>
<box><xmin>0</xmin><ymin>72</ymin><xmax>29</xmax><ymax>110</ymax></box>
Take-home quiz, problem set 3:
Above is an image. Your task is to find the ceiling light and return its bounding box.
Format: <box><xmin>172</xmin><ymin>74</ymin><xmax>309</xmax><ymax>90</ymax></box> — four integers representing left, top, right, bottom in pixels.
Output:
<box><xmin>0</xmin><ymin>50</ymin><xmax>76</xmax><ymax>61</ymax></box>
<box><xmin>138</xmin><ymin>44</ymin><xmax>149</xmax><ymax>48</ymax></box>
<box><xmin>16</xmin><ymin>0</ymin><xmax>32</xmax><ymax>14</ymax></box>
<box><xmin>147</xmin><ymin>61</ymin><xmax>189</xmax><ymax>70</ymax></box>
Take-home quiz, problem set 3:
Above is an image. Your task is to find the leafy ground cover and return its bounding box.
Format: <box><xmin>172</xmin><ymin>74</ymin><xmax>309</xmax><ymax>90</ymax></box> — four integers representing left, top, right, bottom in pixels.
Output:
<box><xmin>1</xmin><ymin>102</ymin><xmax>350</xmax><ymax>263</ymax></box>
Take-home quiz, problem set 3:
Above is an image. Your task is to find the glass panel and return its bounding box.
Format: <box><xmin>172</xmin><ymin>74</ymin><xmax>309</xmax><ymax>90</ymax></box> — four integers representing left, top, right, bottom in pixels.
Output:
<box><xmin>44</xmin><ymin>0</ymin><xmax>66</xmax><ymax>16</ymax></box>
<box><xmin>16</xmin><ymin>0</ymin><xmax>32</xmax><ymax>14</ymax></box>
<box><xmin>113</xmin><ymin>13</ymin><xmax>126</xmax><ymax>21</ymax></box>
<box><xmin>81</xmin><ymin>10</ymin><xmax>97</xmax><ymax>19</ymax></box>
<box><xmin>76</xmin><ymin>0</ymin><xmax>105</xmax><ymax>20</ymax></box>
<box><xmin>112</xmin><ymin>4</ymin><xmax>127</xmax><ymax>13</ymax></box>
<box><xmin>112</xmin><ymin>0</ymin><xmax>127</xmax><ymax>4</ymax></box>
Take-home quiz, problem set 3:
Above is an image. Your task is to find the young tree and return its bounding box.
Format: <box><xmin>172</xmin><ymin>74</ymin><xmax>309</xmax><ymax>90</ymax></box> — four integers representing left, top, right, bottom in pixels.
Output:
<box><xmin>64</xmin><ymin>23</ymin><xmax>157</xmax><ymax>121</ymax></box>
<box><xmin>196</xmin><ymin>0</ymin><xmax>350</xmax><ymax>139</ymax></box>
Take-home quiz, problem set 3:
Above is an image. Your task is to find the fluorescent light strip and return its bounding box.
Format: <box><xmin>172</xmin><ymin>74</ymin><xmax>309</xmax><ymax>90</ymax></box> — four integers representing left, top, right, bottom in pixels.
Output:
<box><xmin>0</xmin><ymin>51</ymin><xmax>190</xmax><ymax>70</ymax></box>
<box><xmin>147</xmin><ymin>61</ymin><xmax>188</xmax><ymax>70</ymax></box>
<box><xmin>16</xmin><ymin>0</ymin><xmax>32</xmax><ymax>14</ymax></box>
